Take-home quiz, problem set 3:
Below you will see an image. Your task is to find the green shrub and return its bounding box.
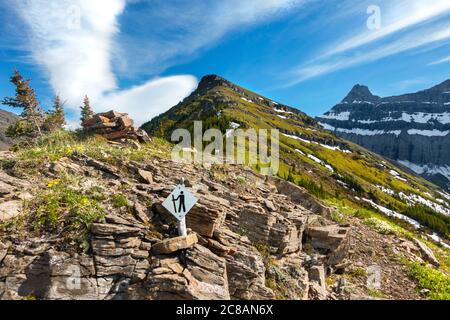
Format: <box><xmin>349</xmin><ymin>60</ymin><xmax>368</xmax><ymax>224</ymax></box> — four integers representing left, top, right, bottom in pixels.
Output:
<box><xmin>364</xmin><ymin>217</ymin><xmax>397</xmax><ymax>235</ymax></box>
<box><xmin>30</xmin><ymin>178</ymin><xmax>105</xmax><ymax>236</ymax></box>
<box><xmin>111</xmin><ymin>194</ymin><xmax>129</xmax><ymax>208</ymax></box>
<box><xmin>407</xmin><ymin>262</ymin><xmax>450</xmax><ymax>300</ymax></box>
<box><xmin>296</xmin><ymin>177</ymin><xmax>325</xmax><ymax>199</ymax></box>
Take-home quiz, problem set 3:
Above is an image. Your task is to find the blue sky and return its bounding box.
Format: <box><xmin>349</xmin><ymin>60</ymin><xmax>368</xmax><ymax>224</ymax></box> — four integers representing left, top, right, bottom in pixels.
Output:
<box><xmin>1</xmin><ymin>0</ymin><xmax>450</xmax><ymax>128</ymax></box>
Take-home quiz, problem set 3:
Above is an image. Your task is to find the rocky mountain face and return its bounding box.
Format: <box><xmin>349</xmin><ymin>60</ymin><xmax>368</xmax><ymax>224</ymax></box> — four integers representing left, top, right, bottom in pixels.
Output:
<box><xmin>317</xmin><ymin>80</ymin><xmax>450</xmax><ymax>191</ymax></box>
<box><xmin>0</xmin><ymin>109</ymin><xmax>18</xmax><ymax>150</ymax></box>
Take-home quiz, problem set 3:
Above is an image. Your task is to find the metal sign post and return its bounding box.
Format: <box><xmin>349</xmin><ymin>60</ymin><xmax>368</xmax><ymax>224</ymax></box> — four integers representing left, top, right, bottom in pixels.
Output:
<box><xmin>162</xmin><ymin>178</ymin><xmax>198</xmax><ymax>237</ymax></box>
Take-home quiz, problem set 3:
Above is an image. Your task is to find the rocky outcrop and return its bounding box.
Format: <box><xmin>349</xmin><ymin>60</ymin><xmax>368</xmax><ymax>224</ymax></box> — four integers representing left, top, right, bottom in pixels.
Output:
<box><xmin>305</xmin><ymin>225</ymin><xmax>350</xmax><ymax>267</ymax></box>
<box><xmin>317</xmin><ymin>80</ymin><xmax>450</xmax><ymax>190</ymax></box>
<box><xmin>82</xmin><ymin>110</ymin><xmax>150</xmax><ymax>143</ymax></box>
<box><xmin>0</xmin><ymin>144</ymin><xmax>353</xmax><ymax>301</ymax></box>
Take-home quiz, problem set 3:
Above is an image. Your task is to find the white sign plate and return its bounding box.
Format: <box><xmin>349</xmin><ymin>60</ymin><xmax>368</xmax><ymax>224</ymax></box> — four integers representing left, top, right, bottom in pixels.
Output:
<box><xmin>162</xmin><ymin>185</ymin><xmax>198</xmax><ymax>221</ymax></box>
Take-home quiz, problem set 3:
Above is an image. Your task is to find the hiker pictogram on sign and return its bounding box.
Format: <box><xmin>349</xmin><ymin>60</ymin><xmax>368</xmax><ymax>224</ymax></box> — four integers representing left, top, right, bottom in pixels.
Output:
<box><xmin>162</xmin><ymin>184</ymin><xmax>198</xmax><ymax>221</ymax></box>
<box><xmin>172</xmin><ymin>191</ymin><xmax>186</xmax><ymax>214</ymax></box>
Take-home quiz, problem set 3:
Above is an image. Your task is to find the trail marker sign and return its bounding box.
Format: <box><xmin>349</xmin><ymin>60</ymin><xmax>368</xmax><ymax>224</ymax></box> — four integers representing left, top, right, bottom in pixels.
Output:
<box><xmin>162</xmin><ymin>184</ymin><xmax>198</xmax><ymax>222</ymax></box>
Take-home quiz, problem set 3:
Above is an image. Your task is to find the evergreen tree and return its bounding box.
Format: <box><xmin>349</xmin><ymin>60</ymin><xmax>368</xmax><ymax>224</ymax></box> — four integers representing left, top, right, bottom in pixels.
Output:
<box><xmin>2</xmin><ymin>69</ymin><xmax>45</xmax><ymax>137</ymax></box>
<box><xmin>80</xmin><ymin>95</ymin><xmax>94</xmax><ymax>126</ymax></box>
<box><xmin>44</xmin><ymin>95</ymin><xmax>66</xmax><ymax>131</ymax></box>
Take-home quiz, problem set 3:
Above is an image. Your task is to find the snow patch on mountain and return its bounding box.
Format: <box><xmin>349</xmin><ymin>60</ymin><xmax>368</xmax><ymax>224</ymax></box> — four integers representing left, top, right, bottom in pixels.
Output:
<box><xmin>318</xmin><ymin>122</ymin><xmax>335</xmax><ymax>131</ymax></box>
<box><xmin>399</xmin><ymin>192</ymin><xmax>450</xmax><ymax>217</ymax></box>
<box><xmin>319</xmin><ymin>112</ymin><xmax>351</xmax><ymax>121</ymax></box>
<box><xmin>336</xmin><ymin>128</ymin><xmax>402</xmax><ymax>136</ymax></box>
<box><xmin>241</xmin><ymin>97</ymin><xmax>253</xmax><ymax>103</ymax></box>
<box><xmin>407</xmin><ymin>129</ymin><xmax>449</xmax><ymax>137</ymax></box>
<box><xmin>362</xmin><ymin>199</ymin><xmax>421</xmax><ymax>229</ymax></box>
<box><xmin>307</xmin><ymin>154</ymin><xmax>334</xmax><ymax>172</ymax></box>
<box><xmin>398</xmin><ymin>160</ymin><xmax>450</xmax><ymax>180</ymax></box>
<box><xmin>282</xmin><ymin>133</ymin><xmax>351</xmax><ymax>153</ymax></box>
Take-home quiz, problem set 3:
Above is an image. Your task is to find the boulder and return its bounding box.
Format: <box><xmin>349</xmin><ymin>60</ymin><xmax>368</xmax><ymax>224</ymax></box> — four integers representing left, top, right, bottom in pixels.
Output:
<box><xmin>185</xmin><ymin>194</ymin><xmax>228</xmax><ymax>237</ymax></box>
<box><xmin>238</xmin><ymin>204</ymin><xmax>305</xmax><ymax>254</ymax></box>
<box><xmin>212</xmin><ymin>229</ymin><xmax>274</xmax><ymax>300</ymax></box>
<box><xmin>306</xmin><ymin>225</ymin><xmax>350</xmax><ymax>266</ymax></box>
<box><xmin>0</xmin><ymin>200</ymin><xmax>22</xmax><ymax>222</ymax></box>
<box><xmin>414</xmin><ymin>239</ymin><xmax>440</xmax><ymax>267</ymax></box>
<box><xmin>0</xmin><ymin>181</ymin><xmax>14</xmax><ymax>196</ymax></box>
<box><xmin>0</xmin><ymin>241</ymin><xmax>9</xmax><ymax>264</ymax></box>
<box><xmin>309</xmin><ymin>281</ymin><xmax>328</xmax><ymax>300</ymax></box>
<box><xmin>137</xmin><ymin>169</ymin><xmax>153</xmax><ymax>184</ymax></box>
<box><xmin>144</xmin><ymin>245</ymin><xmax>230</xmax><ymax>300</ymax></box>
<box><xmin>152</xmin><ymin>234</ymin><xmax>198</xmax><ymax>255</ymax></box>
<box><xmin>133</xmin><ymin>202</ymin><xmax>150</xmax><ymax>224</ymax></box>
<box><xmin>308</xmin><ymin>265</ymin><xmax>326</xmax><ymax>291</ymax></box>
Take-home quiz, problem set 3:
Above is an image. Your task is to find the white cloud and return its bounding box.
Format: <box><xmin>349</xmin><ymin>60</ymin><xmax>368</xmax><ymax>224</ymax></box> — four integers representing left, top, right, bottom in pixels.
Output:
<box><xmin>98</xmin><ymin>75</ymin><xmax>197</xmax><ymax>126</ymax></box>
<box><xmin>14</xmin><ymin>0</ymin><xmax>126</xmax><ymax>105</ymax></box>
<box><xmin>10</xmin><ymin>0</ymin><xmax>300</xmax><ymax>125</ymax></box>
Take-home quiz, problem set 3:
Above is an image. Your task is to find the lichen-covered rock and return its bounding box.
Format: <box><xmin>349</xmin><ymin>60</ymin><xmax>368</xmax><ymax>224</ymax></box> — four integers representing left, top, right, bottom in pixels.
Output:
<box><xmin>143</xmin><ymin>245</ymin><xmax>230</xmax><ymax>300</ymax></box>
<box><xmin>238</xmin><ymin>204</ymin><xmax>306</xmax><ymax>254</ymax></box>
<box><xmin>0</xmin><ymin>200</ymin><xmax>22</xmax><ymax>222</ymax></box>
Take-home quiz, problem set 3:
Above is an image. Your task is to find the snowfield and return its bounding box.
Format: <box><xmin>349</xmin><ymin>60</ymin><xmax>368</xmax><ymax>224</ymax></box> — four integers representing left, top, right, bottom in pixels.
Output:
<box><xmin>282</xmin><ymin>133</ymin><xmax>351</xmax><ymax>153</ymax></box>
<box><xmin>362</xmin><ymin>199</ymin><xmax>421</xmax><ymax>229</ymax></box>
<box><xmin>319</xmin><ymin>112</ymin><xmax>351</xmax><ymax>121</ymax></box>
<box><xmin>336</xmin><ymin>128</ymin><xmax>402</xmax><ymax>136</ymax></box>
<box><xmin>407</xmin><ymin>129</ymin><xmax>449</xmax><ymax>137</ymax></box>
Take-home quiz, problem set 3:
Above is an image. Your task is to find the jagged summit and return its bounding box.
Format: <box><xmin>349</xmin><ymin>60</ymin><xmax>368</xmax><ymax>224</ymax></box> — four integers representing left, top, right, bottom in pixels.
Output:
<box><xmin>197</xmin><ymin>74</ymin><xmax>232</xmax><ymax>92</ymax></box>
<box><xmin>342</xmin><ymin>84</ymin><xmax>380</xmax><ymax>104</ymax></box>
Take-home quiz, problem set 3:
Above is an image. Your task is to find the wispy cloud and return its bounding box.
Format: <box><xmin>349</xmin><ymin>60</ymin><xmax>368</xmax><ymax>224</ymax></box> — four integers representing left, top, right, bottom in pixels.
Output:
<box><xmin>287</xmin><ymin>0</ymin><xmax>450</xmax><ymax>86</ymax></box>
<box><xmin>291</xmin><ymin>23</ymin><xmax>450</xmax><ymax>84</ymax></box>
<box><xmin>429</xmin><ymin>55</ymin><xmax>450</xmax><ymax>66</ymax></box>
<box><xmin>323</xmin><ymin>0</ymin><xmax>450</xmax><ymax>57</ymax></box>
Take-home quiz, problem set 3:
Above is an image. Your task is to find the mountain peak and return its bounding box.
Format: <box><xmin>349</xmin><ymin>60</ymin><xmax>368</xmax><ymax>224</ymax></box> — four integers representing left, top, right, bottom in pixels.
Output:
<box><xmin>342</xmin><ymin>84</ymin><xmax>380</xmax><ymax>103</ymax></box>
<box><xmin>197</xmin><ymin>74</ymin><xmax>232</xmax><ymax>92</ymax></box>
